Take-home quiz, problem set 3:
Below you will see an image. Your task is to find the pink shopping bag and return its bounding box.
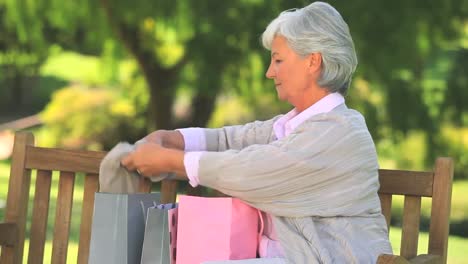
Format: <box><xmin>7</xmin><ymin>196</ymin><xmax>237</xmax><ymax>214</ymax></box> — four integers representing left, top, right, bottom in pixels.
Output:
<box><xmin>168</xmin><ymin>208</ymin><xmax>178</xmax><ymax>264</ymax></box>
<box><xmin>176</xmin><ymin>195</ymin><xmax>260</xmax><ymax>264</ymax></box>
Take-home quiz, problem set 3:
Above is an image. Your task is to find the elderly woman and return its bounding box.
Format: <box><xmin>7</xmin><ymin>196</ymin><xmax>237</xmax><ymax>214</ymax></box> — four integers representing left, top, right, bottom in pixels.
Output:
<box><xmin>122</xmin><ymin>1</ymin><xmax>392</xmax><ymax>263</ymax></box>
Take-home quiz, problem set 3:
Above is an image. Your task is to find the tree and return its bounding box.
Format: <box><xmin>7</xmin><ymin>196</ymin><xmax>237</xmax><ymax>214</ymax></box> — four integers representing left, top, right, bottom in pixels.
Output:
<box><xmin>96</xmin><ymin>0</ymin><xmax>290</xmax><ymax>129</ymax></box>
<box><xmin>2</xmin><ymin>0</ymin><xmax>467</xmax><ymax>174</ymax></box>
<box><xmin>332</xmin><ymin>0</ymin><xmax>468</xmax><ymax>168</ymax></box>
<box><xmin>1</xmin><ymin>0</ymin><xmax>288</xmax><ymax>129</ymax></box>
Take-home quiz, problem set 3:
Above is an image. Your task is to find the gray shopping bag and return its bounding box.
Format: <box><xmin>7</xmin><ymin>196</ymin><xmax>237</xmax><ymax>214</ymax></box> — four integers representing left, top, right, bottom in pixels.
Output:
<box><xmin>140</xmin><ymin>203</ymin><xmax>177</xmax><ymax>264</ymax></box>
<box><xmin>88</xmin><ymin>192</ymin><xmax>160</xmax><ymax>264</ymax></box>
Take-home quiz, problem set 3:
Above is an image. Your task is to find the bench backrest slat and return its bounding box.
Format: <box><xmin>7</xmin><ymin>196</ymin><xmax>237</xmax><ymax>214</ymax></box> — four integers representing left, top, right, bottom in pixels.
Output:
<box><xmin>51</xmin><ymin>171</ymin><xmax>75</xmax><ymax>264</ymax></box>
<box><xmin>25</xmin><ymin>146</ymin><xmax>105</xmax><ymax>174</ymax></box>
<box><xmin>28</xmin><ymin>170</ymin><xmax>52</xmax><ymax>264</ymax></box>
<box><xmin>138</xmin><ymin>177</ymin><xmax>153</xmax><ymax>193</ymax></box>
<box><xmin>0</xmin><ymin>223</ymin><xmax>17</xmax><ymax>247</ymax></box>
<box><xmin>400</xmin><ymin>195</ymin><xmax>422</xmax><ymax>259</ymax></box>
<box><xmin>77</xmin><ymin>173</ymin><xmax>99</xmax><ymax>264</ymax></box>
<box><xmin>1</xmin><ymin>133</ymin><xmax>33</xmax><ymax>264</ymax></box>
<box><xmin>428</xmin><ymin>158</ymin><xmax>454</xmax><ymax>263</ymax></box>
<box><xmin>160</xmin><ymin>181</ymin><xmax>178</xmax><ymax>204</ymax></box>
<box><xmin>378</xmin><ymin>193</ymin><xmax>392</xmax><ymax>231</ymax></box>
<box><xmin>378</xmin><ymin>170</ymin><xmax>433</xmax><ymax>197</ymax></box>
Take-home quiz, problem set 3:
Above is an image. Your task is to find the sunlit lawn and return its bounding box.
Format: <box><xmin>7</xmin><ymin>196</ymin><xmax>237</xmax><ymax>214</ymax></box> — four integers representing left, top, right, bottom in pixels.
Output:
<box><xmin>389</xmin><ymin>227</ymin><xmax>468</xmax><ymax>264</ymax></box>
<box><xmin>1</xmin><ymin>160</ymin><xmax>468</xmax><ymax>263</ymax></box>
<box><xmin>22</xmin><ymin>240</ymin><xmax>78</xmax><ymax>264</ymax></box>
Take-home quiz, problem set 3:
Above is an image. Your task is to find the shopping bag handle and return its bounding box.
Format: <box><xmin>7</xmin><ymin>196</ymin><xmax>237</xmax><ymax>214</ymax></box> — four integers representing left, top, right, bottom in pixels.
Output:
<box><xmin>140</xmin><ymin>201</ymin><xmax>158</xmax><ymax>225</ymax></box>
<box><xmin>257</xmin><ymin>210</ymin><xmax>265</xmax><ymax>243</ymax></box>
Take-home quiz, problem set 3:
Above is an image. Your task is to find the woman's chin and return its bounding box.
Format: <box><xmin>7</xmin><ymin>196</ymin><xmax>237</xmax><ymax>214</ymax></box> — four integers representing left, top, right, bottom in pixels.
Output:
<box><xmin>277</xmin><ymin>95</ymin><xmax>289</xmax><ymax>103</ymax></box>
<box><xmin>276</xmin><ymin>92</ymin><xmax>286</xmax><ymax>101</ymax></box>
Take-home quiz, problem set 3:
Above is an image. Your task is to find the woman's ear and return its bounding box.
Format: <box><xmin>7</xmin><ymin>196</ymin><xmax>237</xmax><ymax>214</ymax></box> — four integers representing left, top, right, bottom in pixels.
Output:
<box><xmin>308</xmin><ymin>53</ymin><xmax>322</xmax><ymax>74</ymax></box>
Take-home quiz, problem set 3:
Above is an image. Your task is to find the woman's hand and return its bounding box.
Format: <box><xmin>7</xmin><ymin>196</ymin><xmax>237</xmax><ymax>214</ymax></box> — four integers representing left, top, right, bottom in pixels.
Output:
<box><xmin>121</xmin><ymin>143</ymin><xmax>187</xmax><ymax>178</ymax></box>
<box><xmin>143</xmin><ymin>130</ymin><xmax>185</xmax><ymax>150</ymax></box>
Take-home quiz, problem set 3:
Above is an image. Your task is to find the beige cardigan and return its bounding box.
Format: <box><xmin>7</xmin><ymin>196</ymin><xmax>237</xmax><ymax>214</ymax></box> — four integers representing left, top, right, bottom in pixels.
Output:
<box><xmin>198</xmin><ymin>104</ymin><xmax>392</xmax><ymax>263</ymax></box>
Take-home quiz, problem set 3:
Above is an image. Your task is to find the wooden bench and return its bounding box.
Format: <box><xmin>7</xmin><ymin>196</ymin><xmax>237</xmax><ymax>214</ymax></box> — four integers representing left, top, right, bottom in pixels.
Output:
<box><xmin>0</xmin><ymin>132</ymin><xmax>454</xmax><ymax>264</ymax></box>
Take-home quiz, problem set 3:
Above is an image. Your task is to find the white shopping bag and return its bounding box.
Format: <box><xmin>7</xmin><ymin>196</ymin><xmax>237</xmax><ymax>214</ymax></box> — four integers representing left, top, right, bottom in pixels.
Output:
<box><xmin>88</xmin><ymin>192</ymin><xmax>160</xmax><ymax>264</ymax></box>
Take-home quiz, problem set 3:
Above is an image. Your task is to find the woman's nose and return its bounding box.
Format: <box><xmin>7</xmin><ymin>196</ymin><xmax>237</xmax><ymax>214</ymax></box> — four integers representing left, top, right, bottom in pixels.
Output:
<box><xmin>265</xmin><ymin>63</ymin><xmax>274</xmax><ymax>79</ymax></box>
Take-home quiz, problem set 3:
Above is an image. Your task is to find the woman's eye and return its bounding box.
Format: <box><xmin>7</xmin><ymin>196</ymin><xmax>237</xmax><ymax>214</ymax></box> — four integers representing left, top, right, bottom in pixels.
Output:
<box><xmin>275</xmin><ymin>59</ymin><xmax>282</xmax><ymax>63</ymax></box>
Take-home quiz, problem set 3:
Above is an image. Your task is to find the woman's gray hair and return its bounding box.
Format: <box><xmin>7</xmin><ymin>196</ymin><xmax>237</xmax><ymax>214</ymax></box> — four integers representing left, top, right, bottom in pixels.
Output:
<box><xmin>262</xmin><ymin>2</ymin><xmax>357</xmax><ymax>95</ymax></box>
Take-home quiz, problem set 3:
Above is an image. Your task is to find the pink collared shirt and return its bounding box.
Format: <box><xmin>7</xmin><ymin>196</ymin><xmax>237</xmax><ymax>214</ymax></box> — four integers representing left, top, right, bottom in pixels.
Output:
<box><xmin>178</xmin><ymin>92</ymin><xmax>345</xmax><ymax>258</ymax></box>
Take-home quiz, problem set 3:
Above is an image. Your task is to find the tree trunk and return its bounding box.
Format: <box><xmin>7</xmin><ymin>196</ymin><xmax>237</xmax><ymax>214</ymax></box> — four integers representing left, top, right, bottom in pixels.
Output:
<box><xmin>184</xmin><ymin>66</ymin><xmax>224</xmax><ymax>128</ymax></box>
<box><xmin>100</xmin><ymin>0</ymin><xmax>183</xmax><ymax>131</ymax></box>
<box><xmin>187</xmin><ymin>92</ymin><xmax>217</xmax><ymax>127</ymax></box>
<box><xmin>12</xmin><ymin>70</ymin><xmax>23</xmax><ymax>110</ymax></box>
<box><xmin>145</xmin><ymin>64</ymin><xmax>178</xmax><ymax>130</ymax></box>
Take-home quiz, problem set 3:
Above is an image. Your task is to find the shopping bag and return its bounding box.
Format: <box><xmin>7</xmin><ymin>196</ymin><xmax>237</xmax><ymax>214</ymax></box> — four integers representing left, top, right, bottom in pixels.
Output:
<box><xmin>168</xmin><ymin>207</ymin><xmax>178</xmax><ymax>264</ymax></box>
<box><xmin>176</xmin><ymin>195</ymin><xmax>260</xmax><ymax>264</ymax></box>
<box><xmin>202</xmin><ymin>258</ymin><xmax>286</xmax><ymax>264</ymax></box>
<box><xmin>88</xmin><ymin>192</ymin><xmax>160</xmax><ymax>264</ymax></box>
<box><xmin>140</xmin><ymin>203</ymin><xmax>177</xmax><ymax>264</ymax></box>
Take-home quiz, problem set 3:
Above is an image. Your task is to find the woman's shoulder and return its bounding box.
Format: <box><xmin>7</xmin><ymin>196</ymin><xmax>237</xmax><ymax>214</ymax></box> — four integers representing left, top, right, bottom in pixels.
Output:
<box><xmin>302</xmin><ymin>104</ymin><xmax>367</xmax><ymax>129</ymax></box>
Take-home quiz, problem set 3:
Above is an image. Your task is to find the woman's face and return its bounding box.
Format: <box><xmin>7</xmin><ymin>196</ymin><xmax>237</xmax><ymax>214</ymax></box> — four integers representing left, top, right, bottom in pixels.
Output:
<box><xmin>265</xmin><ymin>36</ymin><xmax>314</xmax><ymax>107</ymax></box>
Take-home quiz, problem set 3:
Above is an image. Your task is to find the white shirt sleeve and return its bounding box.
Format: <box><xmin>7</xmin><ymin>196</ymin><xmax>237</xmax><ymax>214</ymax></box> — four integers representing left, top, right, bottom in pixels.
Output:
<box><xmin>183</xmin><ymin>151</ymin><xmax>204</xmax><ymax>187</ymax></box>
<box><xmin>176</xmin><ymin>128</ymin><xmax>207</xmax><ymax>151</ymax></box>
<box><xmin>176</xmin><ymin>128</ymin><xmax>207</xmax><ymax>187</ymax></box>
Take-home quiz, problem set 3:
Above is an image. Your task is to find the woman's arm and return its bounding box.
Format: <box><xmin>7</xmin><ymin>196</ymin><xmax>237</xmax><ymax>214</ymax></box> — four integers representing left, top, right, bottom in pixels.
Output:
<box><xmin>197</xmin><ymin>115</ymin><xmax>381</xmax><ymax>217</ymax></box>
<box><xmin>203</xmin><ymin>116</ymin><xmax>281</xmax><ymax>151</ymax></box>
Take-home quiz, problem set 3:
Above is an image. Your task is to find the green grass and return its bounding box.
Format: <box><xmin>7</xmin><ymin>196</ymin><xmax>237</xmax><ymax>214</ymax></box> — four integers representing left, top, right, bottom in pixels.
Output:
<box><xmin>22</xmin><ymin>240</ymin><xmax>78</xmax><ymax>264</ymax></box>
<box><xmin>1</xmin><ymin>160</ymin><xmax>468</xmax><ymax>263</ymax></box>
<box><xmin>389</xmin><ymin>227</ymin><xmax>468</xmax><ymax>264</ymax></box>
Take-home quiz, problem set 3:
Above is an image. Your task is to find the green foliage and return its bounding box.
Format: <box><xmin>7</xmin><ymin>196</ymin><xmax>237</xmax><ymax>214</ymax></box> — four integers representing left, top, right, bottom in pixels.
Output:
<box><xmin>445</xmin><ymin>48</ymin><xmax>468</xmax><ymax>125</ymax></box>
<box><xmin>1</xmin><ymin>0</ymin><xmax>106</xmax><ymax>53</ymax></box>
<box><xmin>0</xmin><ymin>50</ymin><xmax>41</xmax><ymax>75</ymax></box>
<box><xmin>40</xmin><ymin>49</ymin><xmax>105</xmax><ymax>85</ymax></box>
<box><xmin>440</xmin><ymin>126</ymin><xmax>468</xmax><ymax>179</ymax></box>
<box><xmin>36</xmin><ymin>48</ymin><xmax>151</xmax><ymax>150</ymax></box>
<box><xmin>40</xmin><ymin>85</ymin><xmax>145</xmax><ymax>150</ymax></box>
<box><xmin>208</xmin><ymin>94</ymin><xmax>255</xmax><ymax>128</ymax></box>
<box><xmin>1</xmin><ymin>0</ymin><xmax>467</xmax><ymax>175</ymax></box>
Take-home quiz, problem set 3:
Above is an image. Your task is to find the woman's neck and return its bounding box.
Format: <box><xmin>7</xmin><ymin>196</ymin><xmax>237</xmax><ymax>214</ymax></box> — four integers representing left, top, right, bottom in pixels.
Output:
<box><xmin>294</xmin><ymin>87</ymin><xmax>330</xmax><ymax>113</ymax></box>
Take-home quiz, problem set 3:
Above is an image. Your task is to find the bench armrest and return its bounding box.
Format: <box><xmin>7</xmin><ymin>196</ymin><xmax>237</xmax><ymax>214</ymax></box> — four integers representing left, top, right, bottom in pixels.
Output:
<box><xmin>377</xmin><ymin>253</ymin><xmax>443</xmax><ymax>264</ymax></box>
<box><xmin>377</xmin><ymin>254</ymin><xmax>410</xmax><ymax>264</ymax></box>
<box><xmin>409</xmin><ymin>254</ymin><xmax>442</xmax><ymax>264</ymax></box>
<box><xmin>0</xmin><ymin>222</ymin><xmax>18</xmax><ymax>246</ymax></box>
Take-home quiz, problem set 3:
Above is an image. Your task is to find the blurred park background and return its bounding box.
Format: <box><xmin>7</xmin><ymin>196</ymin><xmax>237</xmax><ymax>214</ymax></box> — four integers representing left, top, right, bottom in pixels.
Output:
<box><xmin>0</xmin><ymin>0</ymin><xmax>467</xmax><ymax>263</ymax></box>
